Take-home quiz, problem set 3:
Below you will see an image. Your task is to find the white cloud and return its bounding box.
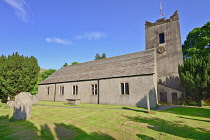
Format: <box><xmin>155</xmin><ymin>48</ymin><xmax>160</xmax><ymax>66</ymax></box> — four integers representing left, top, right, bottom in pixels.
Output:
<box><xmin>45</xmin><ymin>37</ymin><xmax>73</xmax><ymax>45</ymax></box>
<box><xmin>76</xmin><ymin>32</ymin><xmax>107</xmax><ymax>40</ymax></box>
<box><xmin>4</xmin><ymin>0</ymin><xmax>31</xmax><ymax>22</ymax></box>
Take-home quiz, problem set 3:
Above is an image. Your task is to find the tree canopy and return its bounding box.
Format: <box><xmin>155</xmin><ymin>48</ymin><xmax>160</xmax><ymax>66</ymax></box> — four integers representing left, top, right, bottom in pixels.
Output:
<box><xmin>183</xmin><ymin>22</ymin><xmax>210</xmax><ymax>58</ymax></box>
<box><xmin>178</xmin><ymin>56</ymin><xmax>210</xmax><ymax>103</ymax></box>
<box><xmin>0</xmin><ymin>53</ymin><xmax>40</xmax><ymax>100</ymax></box>
<box><xmin>71</xmin><ymin>62</ymin><xmax>79</xmax><ymax>65</ymax></box>
<box><xmin>41</xmin><ymin>69</ymin><xmax>56</xmax><ymax>81</ymax></box>
<box><xmin>94</xmin><ymin>53</ymin><xmax>107</xmax><ymax>60</ymax></box>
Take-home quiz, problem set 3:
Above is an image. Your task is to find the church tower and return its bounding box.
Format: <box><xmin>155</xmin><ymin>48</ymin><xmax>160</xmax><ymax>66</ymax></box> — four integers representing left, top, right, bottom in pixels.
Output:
<box><xmin>145</xmin><ymin>11</ymin><xmax>183</xmax><ymax>103</ymax></box>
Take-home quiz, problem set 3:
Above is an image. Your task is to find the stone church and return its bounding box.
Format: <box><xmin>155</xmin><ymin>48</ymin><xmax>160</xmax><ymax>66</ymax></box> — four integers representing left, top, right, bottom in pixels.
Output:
<box><xmin>38</xmin><ymin>11</ymin><xmax>183</xmax><ymax>109</ymax></box>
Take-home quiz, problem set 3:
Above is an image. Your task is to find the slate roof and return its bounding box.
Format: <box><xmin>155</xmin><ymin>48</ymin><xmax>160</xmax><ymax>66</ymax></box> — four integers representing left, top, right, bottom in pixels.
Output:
<box><xmin>40</xmin><ymin>49</ymin><xmax>155</xmax><ymax>85</ymax></box>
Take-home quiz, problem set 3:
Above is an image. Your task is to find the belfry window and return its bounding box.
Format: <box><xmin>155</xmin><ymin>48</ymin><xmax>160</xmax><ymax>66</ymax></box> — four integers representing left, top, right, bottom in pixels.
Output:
<box><xmin>159</xmin><ymin>33</ymin><xmax>165</xmax><ymax>44</ymax></box>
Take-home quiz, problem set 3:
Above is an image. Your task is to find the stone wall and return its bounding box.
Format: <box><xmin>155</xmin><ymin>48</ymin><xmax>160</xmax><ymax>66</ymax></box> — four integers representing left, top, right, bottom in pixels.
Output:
<box><xmin>38</xmin><ymin>75</ymin><xmax>157</xmax><ymax>109</ymax></box>
<box><xmin>157</xmin><ymin>84</ymin><xmax>183</xmax><ymax>104</ymax></box>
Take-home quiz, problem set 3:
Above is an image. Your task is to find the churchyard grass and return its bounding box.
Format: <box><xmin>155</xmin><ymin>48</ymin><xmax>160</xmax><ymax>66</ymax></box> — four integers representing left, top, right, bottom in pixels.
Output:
<box><xmin>0</xmin><ymin>101</ymin><xmax>210</xmax><ymax>140</ymax></box>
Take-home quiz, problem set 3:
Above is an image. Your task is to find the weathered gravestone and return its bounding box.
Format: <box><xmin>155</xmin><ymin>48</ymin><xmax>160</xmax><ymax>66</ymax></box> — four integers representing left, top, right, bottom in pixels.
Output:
<box><xmin>6</xmin><ymin>101</ymin><xmax>15</xmax><ymax>108</ymax></box>
<box><xmin>13</xmin><ymin>92</ymin><xmax>33</xmax><ymax>120</ymax></box>
<box><xmin>32</xmin><ymin>94</ymin><xmax>39</xmax><ymax>105</ymax></box>
<box><xmin>6</xmin><ymin>94</ymin><xmax>39</xmax><ymax>108</ymax></box>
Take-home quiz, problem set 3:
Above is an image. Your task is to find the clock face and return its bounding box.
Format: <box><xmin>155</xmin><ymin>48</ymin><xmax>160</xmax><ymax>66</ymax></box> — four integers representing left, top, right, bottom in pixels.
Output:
<box><xmin>157</xmin><ymin>46</ymin><xmax>166</xmax><ymax>54</ymax></box>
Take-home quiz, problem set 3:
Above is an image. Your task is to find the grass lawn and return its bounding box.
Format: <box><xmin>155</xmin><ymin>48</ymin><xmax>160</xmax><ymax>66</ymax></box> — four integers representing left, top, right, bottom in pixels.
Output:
<box><xmin>0</xmin><ymin>101</ymin><xmax>210</xmax><ymax>140</ymax></box>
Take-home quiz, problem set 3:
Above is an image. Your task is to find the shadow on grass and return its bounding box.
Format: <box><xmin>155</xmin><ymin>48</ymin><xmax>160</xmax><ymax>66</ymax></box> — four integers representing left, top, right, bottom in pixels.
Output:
<box><xmin>125</xmin><ymin>115</ymin><xmax>210</xmax><ymax>140</ymax></box>
<box><xmin>40</xmin><ymin>124</ymin><xmax>54</xmax><ymax>140</ymax></box>
<box><xmin>55</xmin><ymin>123</ymin><xmax>115</xmax><ymax>140</ymax></box>
<box><xmin>0</xmin><ymin>115</ymin><xmax>114</xmax><ymax>140</ymax></box>
<box><xmin>137</xmin><ymin>134</ymin><xmax>155</xmax><ymax>140</ymax></box>
<box><xmin>0</xmin><ymin>115</ymin><xmax>40</xmax><ymax>140</ymax></box>
<box><xmin>162</xmin><ymin>107</ymin><xmax>210</xmax><ymax>118</ymax></box>
<box><xmin>122</xmin><ymin>107</ymin><xmax>148</xmax><ymax>113</ymax></box>
<box><xmin>178</xmin><ymin>116</ymin><xmax>210</xmax><ymax>123</ymax></box>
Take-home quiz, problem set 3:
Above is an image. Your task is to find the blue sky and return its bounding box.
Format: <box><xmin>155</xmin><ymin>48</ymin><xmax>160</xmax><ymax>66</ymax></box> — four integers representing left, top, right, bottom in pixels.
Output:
<box><xmin>0</xmin><ymin>0</ymin><xmax>209</xmax><ymax>70</ymax></box>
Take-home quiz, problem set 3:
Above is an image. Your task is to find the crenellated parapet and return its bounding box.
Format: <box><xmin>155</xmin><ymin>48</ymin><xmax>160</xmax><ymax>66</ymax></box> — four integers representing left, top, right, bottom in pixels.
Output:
<box><xmin>145</xmin><ymin>10</ymin><xmax>179</xmax><ymax>28</ymax></box>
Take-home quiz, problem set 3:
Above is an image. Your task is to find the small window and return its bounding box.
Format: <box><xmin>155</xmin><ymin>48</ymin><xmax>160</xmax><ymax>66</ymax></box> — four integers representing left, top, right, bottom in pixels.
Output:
<box><xmin>159</xmin><ymin>33</ymin><xmax>165</xmax><ymax>44</ymax></box>
<box><xmin>73</xmin><ymin>85</ymin><xmax>78</xmax><ymax>95</ymax></box>
<box><xmin>46</xmin><ymin>87</ymin><xmax>50</xmax><ymax>95</ymax></box>
<box><xmin>60</xmin><ymin>86</ymin><xmax>64</xmax><ymax>95</ymax></box>
<box><xmin>92</xmin><ymin>84</ymin><xmax>97</xmax><ymax>95</ymax></box>
<box><xmin>121</xmin><ymin>83</ymin><xmax>129</xmax><ymax>95</ymax></box>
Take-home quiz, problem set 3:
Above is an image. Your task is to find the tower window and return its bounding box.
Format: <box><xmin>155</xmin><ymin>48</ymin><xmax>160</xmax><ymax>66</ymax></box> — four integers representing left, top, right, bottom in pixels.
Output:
<box><xmin>159</xmin><ymin>33</ymin><xmax>165</xmax><ymax>44</ymax></box>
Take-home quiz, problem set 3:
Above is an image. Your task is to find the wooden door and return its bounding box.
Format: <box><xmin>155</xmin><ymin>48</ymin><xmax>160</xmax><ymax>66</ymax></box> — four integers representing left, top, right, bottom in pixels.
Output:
<box><xmin>160</xmin><ymin>92</ymin><xmax>167</xmax><ymax>103</ymax></box>
<box><xmin>172</xmin><ymin>93</ymin><xmax>178</xmax><ymax>104</ymax></box>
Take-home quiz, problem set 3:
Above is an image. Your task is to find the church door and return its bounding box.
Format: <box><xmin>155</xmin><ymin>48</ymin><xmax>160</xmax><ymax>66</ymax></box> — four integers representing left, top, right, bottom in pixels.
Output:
<box><xmin>160</xmin><ymin>92</ymin><xmax>167</xmax><ymax>103</ymax></box>
<box><xmin>172</xmin><ymin>93</ymin><xmax>178</xmax><ymax>104</ymax></box>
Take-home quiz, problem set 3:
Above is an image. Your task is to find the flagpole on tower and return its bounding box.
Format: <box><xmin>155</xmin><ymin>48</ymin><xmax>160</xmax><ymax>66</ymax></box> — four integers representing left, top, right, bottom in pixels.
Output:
<box><xmin>160</xmin><ymin>1</ymin><xmax>164</xmax><ymax>18</ymax></box>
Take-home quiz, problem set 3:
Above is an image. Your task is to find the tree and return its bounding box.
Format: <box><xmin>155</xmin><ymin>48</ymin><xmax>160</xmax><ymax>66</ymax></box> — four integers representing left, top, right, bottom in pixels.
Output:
<box><xmin>183</xmin><ymin>22</ymin><xmax>210</xmax><ymax>58</ymax></box>
<box><xmin>71</xmin><ymin>62</ymin><xmax>79</xmax><ymax>65</ymax></box>
<box><xmin>30</xmin><ymin>74</ymin><xmax>42</xmax><ymax>95</ymax></box>
<box><xmin>63</xmin><ymin>63</ymin><xmax>68</xmax><ymax>67</ymax></box>
<box><xmin>101</xmin><ymin>53</ymin><xmax>106</xmax><ymax>59</ymax></box>
<box><xmin>178</xmin><ymin>56</ymin><xmax>210</xmax><ymax>103</ymax></box>
<box><xmin>31</xmin><ymin>69</ymin><xmax>56</xmax><ymax>95</ymax></box>
<box><xmin>0</xmin><ymin>53</ymin><xmax>40</xmax><ymax>100</ymax></box>
<box><xmin>94</xmin><ymin>53</ymin><xmax>107</xmax><ymax>60</ymax></box>
<box><xmin>41</xmin><ymin>69</ymin><xmax>56</xmax><ymax>81</ymax></box>
<box><xmin>94</xmin><ymin>53</ymin><xmax>101</xmax><ymax>60</ymax></box>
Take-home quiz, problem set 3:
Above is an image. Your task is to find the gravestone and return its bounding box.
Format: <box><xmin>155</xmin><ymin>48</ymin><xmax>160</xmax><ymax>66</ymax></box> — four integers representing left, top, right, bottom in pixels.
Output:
<box><xmin>13</xmin><ymin>92</ymin><xmax>33</xmax><ymax>120</ymax></box>
<box><xmin>6</xmin><ymin>101</ymin><xmax>15</xmax><ymax>108</ymax></box>
<box><xmin>32</xmin><ymin>94</ymin><xmax>39</xmax><ymax>105</ymax></box>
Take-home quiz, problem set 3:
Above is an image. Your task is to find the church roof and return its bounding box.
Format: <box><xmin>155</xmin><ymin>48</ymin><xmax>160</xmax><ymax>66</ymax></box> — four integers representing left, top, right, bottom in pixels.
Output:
<box><xmin>40</xmin><ymin>48</ymin><xmax>156</xmax><ymax>85</ymax></box>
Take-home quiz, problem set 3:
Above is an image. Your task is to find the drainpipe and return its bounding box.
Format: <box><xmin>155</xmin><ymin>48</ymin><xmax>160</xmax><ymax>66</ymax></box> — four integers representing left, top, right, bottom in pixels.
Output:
<box><xmin>54</xmin><ymin>84</ymin><xmax>56</xmax><ymax>101</ymax></box>
<box><xmin>97</xmin><ymin>80</ymin><xmax>100</xmax><ymax>104</ymax></box>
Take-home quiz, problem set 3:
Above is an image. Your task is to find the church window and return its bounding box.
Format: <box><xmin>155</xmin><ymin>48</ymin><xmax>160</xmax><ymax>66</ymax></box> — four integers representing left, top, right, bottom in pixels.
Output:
<box><xmin>46</xmin><ymin>87</ymin><xmax>50</xmax><ymax>95</ymax></box>
<box><xmin>92</xmin><ymin>84</ymin><xmax>97</xmax><ymax>95</ymax></box>
<box><xmin>159</xmin><ymin>33</ymin><xmax>165</xmax><ymax>44</ymax></box>
<box><xmin>73</xmin><ymin>85</ymin><xmax>78</xmax><ymax>95</ymax></box>
<box><xmin>59</xmin><ymin>86</ymin><xmax>64</xmax><ymax>95</ymax></box>
<box><xmin>121</xmin><ymin>82</ymin><xmax>129</xmax><ymax>95</ymax></box>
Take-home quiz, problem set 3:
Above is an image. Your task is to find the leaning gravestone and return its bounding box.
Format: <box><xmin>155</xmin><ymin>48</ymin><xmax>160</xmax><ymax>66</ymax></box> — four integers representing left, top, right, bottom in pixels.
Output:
<box><xmin>13</xmin><ymin>92</ymin><xmax>33</xmax><ymax>120</ymax></box>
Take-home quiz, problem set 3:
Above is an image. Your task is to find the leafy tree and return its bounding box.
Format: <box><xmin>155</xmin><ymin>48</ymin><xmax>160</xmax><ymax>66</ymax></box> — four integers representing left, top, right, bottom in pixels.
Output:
<box><xmin>94</xmin><ymin>53</ymin><xmax>101</xmax><ymax>60</ymax></box>
<box><xmin>63</xmin><ymin>63</ymin><xmax>68</xmax><ymax>67</ymax></box>
<box><xmin>30</xmin><ymin>74</ymin><xmax>42</xmax><ymax>95</ymax></box>
<box><xmin>41</xmin><ymin>69</ymin><xmax>56</xmax><ymax>81</ymax></box>
<box><xmin>71</xmin><ymin>62</ymin><xmax>79</xmax><ymax>65</ymax></box>
<box><xmin>101</xmin><ymin>53</ymin><xmax>106</xmax><ymax>59</ymax></box>
<box><xmin>0</xmin><ymin>53</ymin><xmax>40</xmax><ymax>100</ymax></box>
<box><xmin>94</xmin><ymin>53</ymin><xmax>107</xmax><ymax>60</ymax></box>
<box><xmin>183</xmin><ymin>22</ymin><xmax>210</xmax><ymax>58</ymax></box>
<box><xmin>178</xmin><ymin>56</ymin><xmax>210</xmax><ymax>103</ymax></box>
<box><xmin>31</xmin><ymin>69</ymin><xmax>56</xmax><ymax>95</ymax></box>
